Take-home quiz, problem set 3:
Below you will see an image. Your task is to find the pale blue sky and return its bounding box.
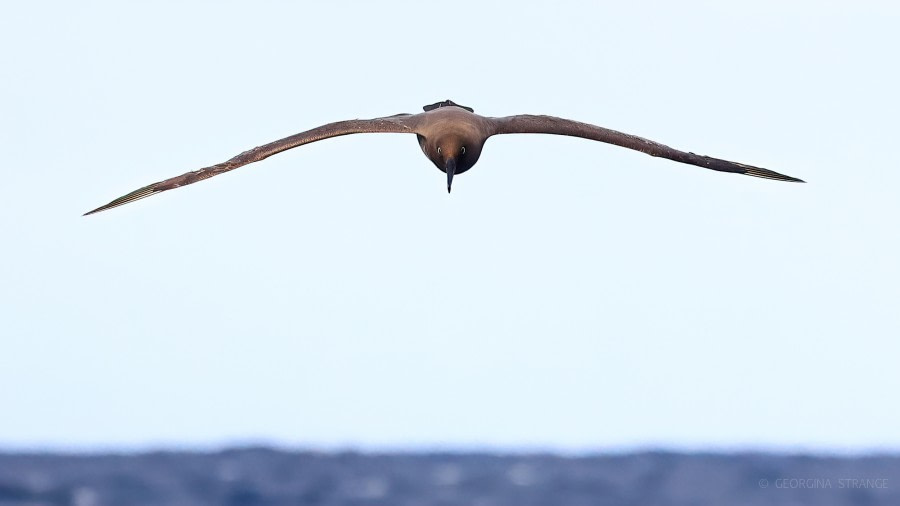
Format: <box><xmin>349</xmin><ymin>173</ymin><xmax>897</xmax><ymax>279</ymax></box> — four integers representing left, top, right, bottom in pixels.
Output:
<box><xmin>1</xmin><ymin>1</ymin><xmax>898</xmax><ymax>453</ymax></box>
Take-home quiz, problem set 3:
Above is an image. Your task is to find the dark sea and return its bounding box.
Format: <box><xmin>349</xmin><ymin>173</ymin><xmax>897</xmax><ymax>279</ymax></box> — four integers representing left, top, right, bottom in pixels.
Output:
<box><xmin>0</xmin><ymin>448</ymin><xmax>897</xmax><ymax>505</ymax></box>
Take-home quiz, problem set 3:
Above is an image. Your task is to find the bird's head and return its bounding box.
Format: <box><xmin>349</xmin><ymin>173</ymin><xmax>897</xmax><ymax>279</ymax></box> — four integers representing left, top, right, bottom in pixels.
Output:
<box><xmin>420</xmin><ymin>134</ymin><xmax>483</xmax><ymax>193</ymax></box>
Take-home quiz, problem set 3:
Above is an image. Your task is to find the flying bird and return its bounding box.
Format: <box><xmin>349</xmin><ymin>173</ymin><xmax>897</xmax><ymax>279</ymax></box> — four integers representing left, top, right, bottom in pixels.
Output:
<box><xmin>84</xmin><ymin>100</ymin><xmax>803</xmax><ymax>215</ymax></box>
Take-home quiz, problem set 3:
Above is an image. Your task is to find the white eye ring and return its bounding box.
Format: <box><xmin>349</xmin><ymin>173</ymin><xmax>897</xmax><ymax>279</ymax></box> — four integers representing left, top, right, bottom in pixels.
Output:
<box><xmin>461</xmin><ymin>146</ymin><xmax>466</xmax><ymax>154</ymax></box>
<box><xmin>437</xmin><ymin>147</ymin><xmax>442</xmax><ymax>154</ymax></box>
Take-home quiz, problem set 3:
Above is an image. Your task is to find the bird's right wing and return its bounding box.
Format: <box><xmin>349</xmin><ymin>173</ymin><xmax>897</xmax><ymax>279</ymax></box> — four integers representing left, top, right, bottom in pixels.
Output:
<box><xmin>84</xmin><ymin>114</ymin><xmax>421</xmax><ymax>215</ymax></box>
<box><xmin>490</xmin><ymin>115</ymin><xmax>804</xmax><ymax>182</ymax></box>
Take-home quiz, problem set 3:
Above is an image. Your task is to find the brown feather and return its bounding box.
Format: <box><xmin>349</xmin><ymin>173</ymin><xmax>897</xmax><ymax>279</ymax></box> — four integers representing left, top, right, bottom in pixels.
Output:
<box><xmin>85</xmin><ymin>104</ymin><xmax>805</xmax><ymax>216</ymax></box>
<box><xmin>489</xmin><ymin>115</ymin><xmax>804</xmax><ymax>182</ymax></box>
<box><xmin>84</xmin><ymin>115</ymin><xmax>419</xmax><ymax>215</ymax></box>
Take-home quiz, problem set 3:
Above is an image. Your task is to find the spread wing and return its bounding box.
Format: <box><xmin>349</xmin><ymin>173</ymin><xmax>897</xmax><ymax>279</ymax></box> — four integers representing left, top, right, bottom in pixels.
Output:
<box><xmin>489</xmin><ymin>115</ymin><xmax>804</xmax><ymax>182</ymax></box>
<box><xmin>84</xmin><ymin>114</ymin><xmax>420</xmax><ymax>215</ymax></box>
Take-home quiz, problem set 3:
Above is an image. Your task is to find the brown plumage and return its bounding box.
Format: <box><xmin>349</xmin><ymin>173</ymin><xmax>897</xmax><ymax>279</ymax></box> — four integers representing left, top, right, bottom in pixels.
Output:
<box><xmin>84</xmin><ymin>99</ymin><xmax>803</xmax><ymax>215</ymax></box>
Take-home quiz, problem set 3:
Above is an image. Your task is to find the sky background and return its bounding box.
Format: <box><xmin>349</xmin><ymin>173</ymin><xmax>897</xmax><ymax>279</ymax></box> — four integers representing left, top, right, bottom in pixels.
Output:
<box><xmin>1</xmin><ymin>1</ymin><xmax>898</xmax><ymax>453</ymax></box>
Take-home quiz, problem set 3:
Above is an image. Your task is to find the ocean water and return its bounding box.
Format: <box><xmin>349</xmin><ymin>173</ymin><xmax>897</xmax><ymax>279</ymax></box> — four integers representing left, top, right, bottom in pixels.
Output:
<box><xmin>0</xmin><ymin>449</ymin><xmax>897</xmax><ymax>505</ymax></box>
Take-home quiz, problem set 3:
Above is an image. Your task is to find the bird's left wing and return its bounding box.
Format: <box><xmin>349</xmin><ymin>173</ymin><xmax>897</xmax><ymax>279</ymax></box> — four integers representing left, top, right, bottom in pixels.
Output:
<box><xmin>84</xmin><ymin>114</ymin><xmax>420</xmax><ymax>215</ymax></box>
<box><xmin>489</xmin><ymin>115</ymin><xmax>804</xmax><ymax>182</ymax></box>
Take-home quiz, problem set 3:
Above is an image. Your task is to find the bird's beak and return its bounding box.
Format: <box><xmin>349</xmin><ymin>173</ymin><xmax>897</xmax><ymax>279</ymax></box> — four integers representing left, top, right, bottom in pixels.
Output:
<box><xmin>446</xmin><ymin>157</ymin><xmax>456</xmax><ymax>193</ymax></box>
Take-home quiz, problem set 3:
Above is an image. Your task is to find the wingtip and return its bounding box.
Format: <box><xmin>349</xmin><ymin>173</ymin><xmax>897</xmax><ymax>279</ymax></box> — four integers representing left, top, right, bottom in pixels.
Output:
<box><xmin>742</xmin><ymin>166</ymin><xmax>806</xmax><ymax>183</ymax></box>
<box><xmin>82</xmin><ymin>202</ymin><xmax>119</xmax><ymax>217</ymax></box>
<box><xmin>771</xmin><ymin>174</ymin><xmax>806</xmax><ymax>183</ymax></box>
<box><xmin>83</xmin><ymin>205</ymin><xmax>110</xmax><ymax>216</ymax></box>
<box><xmin>83</xmin><ymin>184</ymin><xmax>161</xmax><ymax>216</ymax></box>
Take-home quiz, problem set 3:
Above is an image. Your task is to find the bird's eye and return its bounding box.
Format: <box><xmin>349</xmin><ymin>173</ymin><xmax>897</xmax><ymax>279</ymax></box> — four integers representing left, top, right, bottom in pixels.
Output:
<box><xmin>437</xmin><ymin>147</ymin><xmax>442</xmax><ymax>155</ymax></box>
<box><xmin>460</xmin><ymin>146</ymin><xmax>466</xmax><ymax>154</ymax></box>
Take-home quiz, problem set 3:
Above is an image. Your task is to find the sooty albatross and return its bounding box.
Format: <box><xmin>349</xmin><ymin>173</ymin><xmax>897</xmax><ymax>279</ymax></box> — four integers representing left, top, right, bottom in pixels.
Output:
<box><xmin>84</xmin><ymin>99</ymin><xmax>803</xmax><ymax>215</ymax></box>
